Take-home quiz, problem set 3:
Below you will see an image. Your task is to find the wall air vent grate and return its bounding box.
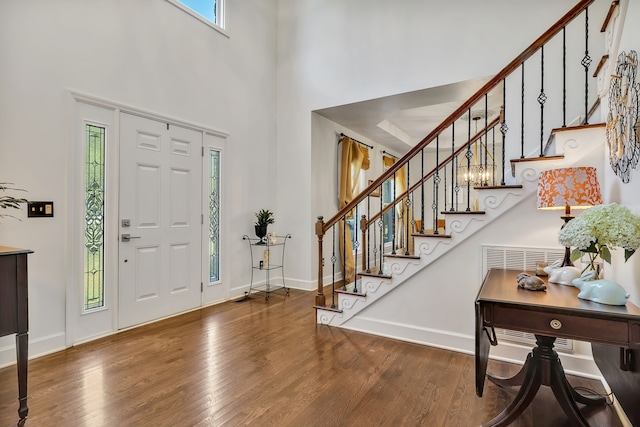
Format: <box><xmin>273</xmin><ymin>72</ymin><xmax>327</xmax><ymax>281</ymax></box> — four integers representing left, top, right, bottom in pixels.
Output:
<box><xmin>482</xmin><ymin>245</ymin><xmax>573</xmax><ymax>353</ymax></box>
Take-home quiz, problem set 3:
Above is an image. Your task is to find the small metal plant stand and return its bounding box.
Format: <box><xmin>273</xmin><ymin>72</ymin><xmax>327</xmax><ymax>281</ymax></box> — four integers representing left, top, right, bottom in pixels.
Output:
<box><xmin>242</xmin><ymin>234</ymin><xmax>291</xmax><ymax>301</ymax></box>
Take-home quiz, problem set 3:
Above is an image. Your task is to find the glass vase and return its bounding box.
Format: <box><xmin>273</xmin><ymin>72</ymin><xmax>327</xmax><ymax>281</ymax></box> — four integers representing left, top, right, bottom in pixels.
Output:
<box><xmin>582</xmin><ymin>253</ymin><xmax>603</xmax><ymax>280</ymax></box>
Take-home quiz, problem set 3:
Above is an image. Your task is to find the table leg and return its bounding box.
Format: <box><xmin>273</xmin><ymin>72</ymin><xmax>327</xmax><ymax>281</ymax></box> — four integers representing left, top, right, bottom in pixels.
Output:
<box><xmin>475</xmin><ymin>303</ymin><xmax>491</xmax><ymax>397</ymax></box>
<box><xmin>487</xmin><ymin>355</ymin><xmax>530</xmax><ymax>388</ymax></box>
<box><xmin>16</xmin><ymin>331</ymin><xmax>29</xmax><ymax>420</ymax></box>
<box><xmin>549</xmin><ymin>354</ymin><xmax>605</xmax><ymax>423</ymax></box>
<box><xmin>482</xmin><ymin>353</ymin><xmax>542</xmax><ymax>427</ymax></box>
<box><xmin>482</xmin><ymin>335</ymin><xmax>601</xmax><ymax>427</ymax></box>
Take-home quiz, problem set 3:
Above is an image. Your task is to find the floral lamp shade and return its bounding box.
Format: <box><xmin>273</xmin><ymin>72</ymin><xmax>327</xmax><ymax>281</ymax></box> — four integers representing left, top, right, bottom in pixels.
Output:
<box><xmin>536</xmin><ymin>167</ymin><xmax>602</xmax><ymax>211</ymax></box>
<box><xmin>537</xmin><ymin>166</ymin><xmax>602</xmax><ymax>267</ymax></box>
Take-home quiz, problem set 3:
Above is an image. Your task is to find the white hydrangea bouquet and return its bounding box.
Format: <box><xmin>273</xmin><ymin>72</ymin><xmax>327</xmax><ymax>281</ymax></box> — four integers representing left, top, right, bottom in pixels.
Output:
<box><xmin>558</xmin><ymin>203</ymin><xmax>640</xmax><ymax>278</ymax></box>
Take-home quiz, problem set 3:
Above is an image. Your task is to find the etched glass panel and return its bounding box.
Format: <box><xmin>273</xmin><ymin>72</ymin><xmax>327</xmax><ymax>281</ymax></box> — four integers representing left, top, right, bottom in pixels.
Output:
<box><xmin>84</xmin><ymin>125</ymin><xmax>106</xmax><ymax>310</ymax></box>
<box><xmin>209</xmin><ymin>149</ymin><xmax>220</xmax><ymax>282</ymax></box>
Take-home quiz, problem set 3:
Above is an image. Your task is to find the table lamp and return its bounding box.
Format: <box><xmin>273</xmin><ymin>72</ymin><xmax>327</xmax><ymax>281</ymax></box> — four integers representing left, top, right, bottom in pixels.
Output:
<box><xmin>536</xmin><ymin>166</ymin><xmax>602</xmax><ymax>266</ymax></box>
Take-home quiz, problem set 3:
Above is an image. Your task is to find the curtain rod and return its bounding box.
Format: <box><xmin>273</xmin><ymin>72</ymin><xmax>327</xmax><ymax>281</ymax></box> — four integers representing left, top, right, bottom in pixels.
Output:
<box><xmin>338</xmin><ymin>133</ymin><xmax>373</xmax><ymax>149</ymax></box>
<box><xmin>381</xmin><ymin>150</ymin><xmax>398</xmax><ymax>159</ymax></box>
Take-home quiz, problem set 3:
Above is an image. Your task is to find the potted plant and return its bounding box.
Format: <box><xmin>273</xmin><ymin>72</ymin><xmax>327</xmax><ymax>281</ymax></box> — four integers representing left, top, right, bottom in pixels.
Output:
<box><xmin>0</xmin><ymin>183</ymin><xmax>28</xmax><ymax>220</ymax></box>
<box><xmin>254</xmin><ymin>209</ymin><xmax>274</xmax><ymax>244</ymax></box>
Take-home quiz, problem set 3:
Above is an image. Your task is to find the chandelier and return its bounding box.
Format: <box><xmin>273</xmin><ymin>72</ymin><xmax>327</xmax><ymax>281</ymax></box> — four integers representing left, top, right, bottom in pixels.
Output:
<box><xmin>458</xmin><ymin>112</ymin><xmax>495</xmax><ymax>187</ymax></box>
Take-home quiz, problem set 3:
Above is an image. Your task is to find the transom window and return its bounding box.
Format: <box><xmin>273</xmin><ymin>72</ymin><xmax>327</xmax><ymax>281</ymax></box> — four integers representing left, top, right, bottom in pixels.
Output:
<box><xmin>168</xmin><ymin>0</ymin><xmax>225</xmax><ymax>29</ymax></box>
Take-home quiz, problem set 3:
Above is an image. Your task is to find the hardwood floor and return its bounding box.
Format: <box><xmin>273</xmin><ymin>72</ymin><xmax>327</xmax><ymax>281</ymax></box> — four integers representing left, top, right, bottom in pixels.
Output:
<box><xmin>0</xmin><ymin>288</ymin><xmax>622</xmax><ymax>426</ymax></box>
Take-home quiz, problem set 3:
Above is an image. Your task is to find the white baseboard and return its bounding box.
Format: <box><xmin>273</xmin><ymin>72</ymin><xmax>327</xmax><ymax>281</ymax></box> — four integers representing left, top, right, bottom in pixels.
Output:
<box><xmin>0</xmin><ymin>332</ymin><xmax>66</xmax><ymax>369</ymax></box>
<box><xmin>344</xmin><ymin>315</ymin><xmax>602</xmax><ymax>378</ymax></box>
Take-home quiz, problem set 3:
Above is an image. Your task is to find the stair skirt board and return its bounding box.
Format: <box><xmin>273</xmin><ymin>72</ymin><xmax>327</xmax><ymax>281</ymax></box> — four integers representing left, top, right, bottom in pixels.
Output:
<box><xmin>482</xmin><ymin>244</ymin><xmax>573</xmax><ymax>352</ymax></box>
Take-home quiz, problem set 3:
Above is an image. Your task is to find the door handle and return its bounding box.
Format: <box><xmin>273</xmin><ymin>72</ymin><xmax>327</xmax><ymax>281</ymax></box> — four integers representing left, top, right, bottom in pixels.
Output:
<box><xmin>121</xmin><ymin>234</ymin><xmax>141</xmax><ymax>242</ymax></box>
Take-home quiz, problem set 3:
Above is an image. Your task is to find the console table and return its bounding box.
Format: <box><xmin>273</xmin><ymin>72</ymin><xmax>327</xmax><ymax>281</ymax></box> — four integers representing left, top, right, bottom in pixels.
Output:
<box><xmin>0</xmin><ymin>246</ymin><xmax>33</xmax><ymax>422</ymax></box>
<box><xmin>475</xmin><ymin>268</ymin><xmax>640</xmax><ymax>426</ymax></box>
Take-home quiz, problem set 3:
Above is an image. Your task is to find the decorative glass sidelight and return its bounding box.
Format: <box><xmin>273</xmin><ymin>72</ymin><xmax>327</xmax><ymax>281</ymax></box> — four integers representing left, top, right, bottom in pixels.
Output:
<box><xmin>209</xmin><ymin>149</ymin><xmax>220</xmax><ymax>282</ymax></box>
<box><xmin>84</xmin><ymin>124</ymin><xmax>106</xmax><ymax>311</ymax></box>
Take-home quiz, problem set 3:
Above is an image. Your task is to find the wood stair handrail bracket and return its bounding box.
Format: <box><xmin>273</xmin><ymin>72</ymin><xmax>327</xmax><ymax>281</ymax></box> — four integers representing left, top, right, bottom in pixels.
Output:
<box><xmin>315</xmin><ymin>0</ymin><xmax>597</xmax><ymax>307</ymax></box>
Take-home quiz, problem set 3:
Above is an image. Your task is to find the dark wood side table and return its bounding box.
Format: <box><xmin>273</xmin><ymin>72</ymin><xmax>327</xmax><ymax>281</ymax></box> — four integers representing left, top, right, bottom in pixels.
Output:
<box><xmin>0</xmin><ymin>246</ymin><xmax>33</xmax><ymax>422</ymax></box>
<box><xmin>475</xmin><ymin>268</ymin><xmax>640</xmax><ymax>426</ymax></box>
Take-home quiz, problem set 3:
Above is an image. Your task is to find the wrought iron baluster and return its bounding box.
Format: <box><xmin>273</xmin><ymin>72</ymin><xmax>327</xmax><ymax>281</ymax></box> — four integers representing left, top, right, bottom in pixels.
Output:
<box><xmin>563</xmin><ymin>26</ymin><xmax>567</xmax><ymax>128</ymax></box>
<box><xmin>450</xmin><ymin>122</ymin><xmax>456</xmax><ymax>211</ymax></box>
<box><xmin>491</xmin><ymin>127</ymin><xmax>497</xmax><ymax>186</ymax></box>
<box><xmin>378</xmin><ymin>182</ymin><xmax>384</xmax><ymax>275</ymax></box>
<box><xmin>372</xmin><ymin>209</ymin><xmax>378</xmax><ymax>272</ymax></box>
<box><xmin>331</xmin><ymin>224</ymin><xmax>336</xmax><ymax>308</ymax></box>
<box><xmin>353</xmin><ymin>205</ymin><xmax>359</xmax><ymax>293</ymax></box>
<box><xmin>539</xmin><ymin>44</ymin><xmax>547</xmax><ymax>157</ymax></box>
<box><xmin>405</xmin><ymin>162</ymin><xmax>410</xmax><ymax>256</ymax></box>
<box><xmin>520</xmin><ymin>62</ymin><xmax>525</xmax><ymax>158</ymax></box>
<box><xmin>433</xmin><ymin>136</ymin><xmax>440</xmax><ymax>234</ymax></box>
<box><xmin>342</xmin><ymin>215</ymin><xmax>347</xmax><ymax>290</ymax></box>
<box><xmin>454</xmin><ymin>155</ymin><xmax>460</xmax><ymax>212</ymax></box>
<box><xmin>391</xmin><ymin>171</ymin><xmax>396</xmax><ymax>255</ymax></box>
<box><xmin>465</xmin><ymin>108</ymin><xmax>472</xmax><ymax>212</ymax></box>
<box><xmin>484</xmin><ymin>94</ymin><xmax>489</xmax><ymax>186</ymax></box>
<box><xmin>443</xmin><ymin>161</ymin><xmax>447</xmax><ymax>212</ymax></box>
<box><xmin>500</xmin><ymin>82</ymin><xmax>508</xmax><ymax>186</ymax></box>
<box><xmin>420</xmin><ymin>147</ymin><xmax>425</xmax><ymax>234</ymax></box>
<box><xmin>582</xmin><ymin>7</ymin><xmax>591</xmax><ymax>123</ymax></box>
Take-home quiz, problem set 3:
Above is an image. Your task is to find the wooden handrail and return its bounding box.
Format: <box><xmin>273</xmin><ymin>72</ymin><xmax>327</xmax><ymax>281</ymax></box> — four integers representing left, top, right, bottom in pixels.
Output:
<box><xmin>321</xmin><ymin>0</ymin><xmax>595</xmax><ymax>234</ymax></box>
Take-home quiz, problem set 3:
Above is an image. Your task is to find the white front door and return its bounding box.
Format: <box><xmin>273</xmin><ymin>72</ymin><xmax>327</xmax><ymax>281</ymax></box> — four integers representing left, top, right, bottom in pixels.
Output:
<box><xmin>118</xmin><ymin>113</ymin><xmax>202</xmax><ymax>329</ymax></box>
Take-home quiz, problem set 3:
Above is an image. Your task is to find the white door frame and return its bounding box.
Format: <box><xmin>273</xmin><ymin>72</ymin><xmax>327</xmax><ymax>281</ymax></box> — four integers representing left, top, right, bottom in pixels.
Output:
<box><xmin>67</xmin><ymin>91</ymin><xmax>228</xmax><ymax>346</ymax></box>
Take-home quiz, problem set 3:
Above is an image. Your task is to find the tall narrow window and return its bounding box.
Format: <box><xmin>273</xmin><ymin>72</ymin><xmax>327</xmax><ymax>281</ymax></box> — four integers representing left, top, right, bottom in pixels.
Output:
<box><xmin>209</xmin><ymin>149</ymin><xmax>220</xmax><ymax>282</ymax></box>
<box><xmin>84</xmin><ymin>125</ymin><xmax>106</xmax><ymax>310</ymax></box>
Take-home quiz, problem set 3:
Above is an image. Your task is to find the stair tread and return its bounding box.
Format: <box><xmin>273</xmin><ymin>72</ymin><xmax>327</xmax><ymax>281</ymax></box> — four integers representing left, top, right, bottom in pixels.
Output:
<box><xmin>384</xmin><ymin>253</ymin><xmax>420</xmax><ymax>259</ymax></box>
<box><xmin>412</xmin><ymin>232</ymin><xmax>451</xmax><ymax>238</ymax></box>
<box><xmin>335</xmin><ymin>288</ymin><xmax>366</xmax><ymax>297</ymax></box>
<box><xmin>358</xmin><ymin>271</ymin><xmax>392</xmax><ymax>279</ymax></box>
<box><xmin>510</xmin><ymin>155</ymin><xmax>564</xmax><ymax>164</ymax></box>
<box><xmin>314</xmin><ymin>305</ymin><xmax>342</xmax><ymax>313</ymax></box>
<box><xmin>475</xmin><ymin>185</ymin><xmax>523</xmax><ymax>190</ymax></box>
<box><xmin>441</xmin><ymin>210</ymin><xmax>486</xmax><ymax>215</ymax></box>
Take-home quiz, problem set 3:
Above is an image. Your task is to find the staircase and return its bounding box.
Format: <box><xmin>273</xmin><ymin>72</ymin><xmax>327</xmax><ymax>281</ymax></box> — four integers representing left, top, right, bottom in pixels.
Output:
<box><xmin>317</xmin><ymin>124</ymin><xmax>606</xmax><ymax>326</ymax></box>
<box><xmin>314</xmin><ymin>0</ymin><xmax>620</xmax><ymax>334</ymax></box>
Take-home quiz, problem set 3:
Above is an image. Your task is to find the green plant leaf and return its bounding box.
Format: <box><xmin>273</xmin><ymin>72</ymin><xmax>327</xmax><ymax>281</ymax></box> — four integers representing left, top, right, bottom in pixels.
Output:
<box><xmin>582</xmin><ymin>241</ymin><xmax>598</xmax><ymax>253</ymax></box>
<box><xmin>600</xmin><ymin>245</ymin><xmax>612</xmax><ymax>264</ymax></box>
<box><xmin>570</xmin><ymin>248</ymin><xmax>582</xmax><ymax>262</ymax></box>
<box><xmin>625</xmin><ymin>249</ymin><xmax>635</xmax><ymax>262</ymax></box>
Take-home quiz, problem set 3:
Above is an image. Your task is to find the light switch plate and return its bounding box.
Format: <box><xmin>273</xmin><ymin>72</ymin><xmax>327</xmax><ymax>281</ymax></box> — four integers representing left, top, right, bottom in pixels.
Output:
<box><xmin>28</xmin><ymin>201</ymin><xmax>54</xmax><ymax>218</ymax></box>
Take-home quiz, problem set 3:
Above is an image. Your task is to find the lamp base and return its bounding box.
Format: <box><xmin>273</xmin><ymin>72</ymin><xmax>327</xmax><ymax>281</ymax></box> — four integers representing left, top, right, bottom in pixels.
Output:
<box><xmin>560</xmin><ymin>211</ymin><xmax>575</xmax><ymax>267</ymax></box>
<box><xmin>561</xmin><ymin>246</ymin><xmax>574</xmax><ymax>267</ymax></box>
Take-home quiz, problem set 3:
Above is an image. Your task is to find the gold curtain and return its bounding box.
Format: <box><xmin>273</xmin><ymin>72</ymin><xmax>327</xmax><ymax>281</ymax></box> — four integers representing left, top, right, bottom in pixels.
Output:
<box><xmin>338</xmin><ymin>137</ymin><xmax>366</xmax><ymax>285</ymax></box>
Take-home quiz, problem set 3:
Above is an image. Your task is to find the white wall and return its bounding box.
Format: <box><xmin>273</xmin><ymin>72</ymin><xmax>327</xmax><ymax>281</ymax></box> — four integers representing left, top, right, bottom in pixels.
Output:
<box><xmin>0</xmin><ymin>0</ymin><xmax>277</xmax><ymax>362</ymax></box>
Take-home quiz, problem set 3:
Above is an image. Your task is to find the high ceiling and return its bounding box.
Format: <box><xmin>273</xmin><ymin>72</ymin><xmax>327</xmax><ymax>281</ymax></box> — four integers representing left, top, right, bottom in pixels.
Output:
<box><xmin>314</xmin><ymin>76</ymin><xmax>504</xmax><ymax>156</ymax></box>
